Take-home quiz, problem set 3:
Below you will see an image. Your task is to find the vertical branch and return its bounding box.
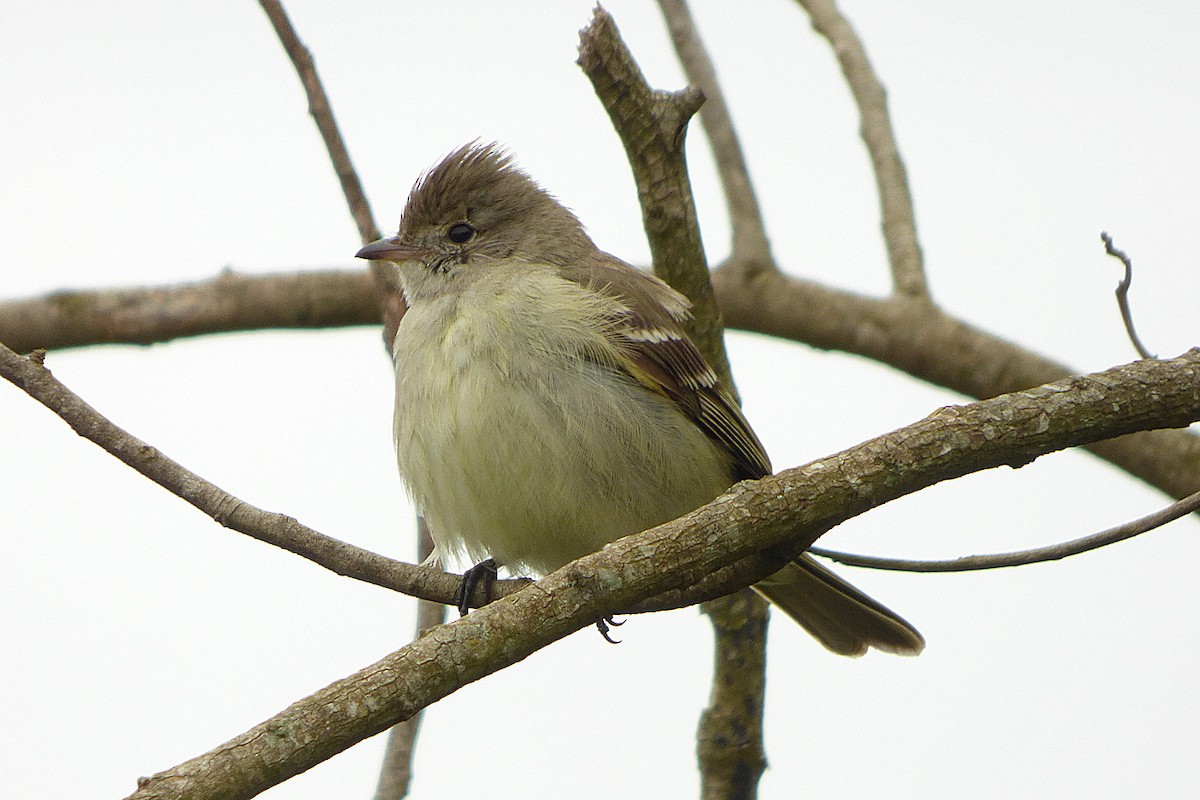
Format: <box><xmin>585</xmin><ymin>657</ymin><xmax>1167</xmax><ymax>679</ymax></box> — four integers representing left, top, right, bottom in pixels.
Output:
<box><xmin>796</xmin><ymin>0</ymin><xmax>930</xmax><ymax>300</ymax></box>
<box><xmin>375</xmin><ymin>519</ymin><xmax>447</xmax><ymax>800</ymax></box>
<box><xmin>577</xmin><ymin>7</ymin><xmax>731</xmax><ymax>382</ymax></box>
<box><xmin>656</xmin><ymin>0</ymin><xmax>775</xmax><ymax>271</ymax></box>
<box><xmin>579</xmin><ymin>9</ymin><xmax>769</xmax><ymax>798</ymax></box>
<box><xmin>698</xmin><ymin>591</ymin><xmax>770</xmax><ymax>800</ymax></box>
<box><xmin>259</xmin><ymin>2</ymin><xmax>425</xmax><ymax>792</ymax></box>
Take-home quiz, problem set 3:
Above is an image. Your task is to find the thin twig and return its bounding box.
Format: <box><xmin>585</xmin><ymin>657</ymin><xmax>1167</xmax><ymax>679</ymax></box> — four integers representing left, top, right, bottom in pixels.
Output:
<box><xmin>0</xmin><ymin>338</ymin><xmax>848</xmax><ymax>618</ymax></box>
<box><xmin>1100</xmin><ymin>231</ymin><xmax>1155</xmax><ymax>360</ymax></box>
<box><xmin>795</xmin><ymin>0</ymin><xmax>930</xmax><ymax>299</ymax></box>
<box><xmin>0</xmin><ymin>340</ymin><xmax>466</xmax><ymax>605</ymax></box>
<box><xmin>260</xmin><ymin>6</ymin><xmax>421</xmax><ymax>788</ymax></box>
<box><xmin>258</xmin><ymin>0</ymin><xmax>380</xmax><ymax>245</ymax></box>
<box><xmin>810</xmin><ymin>487</ymin><xmax>1200</xmax><ymax>572</ymax></box>
<box><xmin>655</xmin><ymin>0</ymin><xmax>774</xmax><ymax>270</ymax></box>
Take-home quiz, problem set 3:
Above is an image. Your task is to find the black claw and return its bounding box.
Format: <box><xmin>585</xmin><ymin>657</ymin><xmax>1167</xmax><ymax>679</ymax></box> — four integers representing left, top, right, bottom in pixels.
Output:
<box><xmin>596</xmin><ymin>615</ymin><xmax>625</xmax><ymax>644</ymax></box>
<box><xmin>453</xmin><ymin>558</ymin><xmax>498</xmax><ymax>617</ymax></box>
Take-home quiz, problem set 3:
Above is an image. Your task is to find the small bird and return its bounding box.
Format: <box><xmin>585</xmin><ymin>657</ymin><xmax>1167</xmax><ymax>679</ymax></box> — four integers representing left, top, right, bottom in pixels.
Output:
<box><xmin>357</xmin><ymin>143</ymin><xmax>923</xmax><ymax>656</ymax></box>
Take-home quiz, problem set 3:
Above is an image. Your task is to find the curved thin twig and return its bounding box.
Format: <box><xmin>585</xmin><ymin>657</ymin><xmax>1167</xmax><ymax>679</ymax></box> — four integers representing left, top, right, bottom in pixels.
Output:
<box><xmin>1100</xmin><ymin>232</ymin><xmax>1155</xmax><ymax>360</ymax></box>
<box><xmin>810</xmin><ymin>487</ymin><xmax>1200</xmax><ymax>572</ymax></box>
<box><xmin>795</xmin><ymin>0</ymin><xmax>929</xmax><ymax>299</ymax></box>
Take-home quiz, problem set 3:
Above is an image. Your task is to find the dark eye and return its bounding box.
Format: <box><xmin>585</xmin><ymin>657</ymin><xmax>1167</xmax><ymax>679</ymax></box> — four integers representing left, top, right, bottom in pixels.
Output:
<box><xmin>446</xmin><ymin>222</ymin><xmax>475</xmax><ymax>244</ymax></box>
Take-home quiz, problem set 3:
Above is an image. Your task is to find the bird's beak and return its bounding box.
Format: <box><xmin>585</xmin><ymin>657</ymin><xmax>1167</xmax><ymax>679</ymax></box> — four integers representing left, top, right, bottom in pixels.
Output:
<box><xmin>356</xmin><ymin>236</ymin><xmax>424</xmax><ymax>262</ymax></box>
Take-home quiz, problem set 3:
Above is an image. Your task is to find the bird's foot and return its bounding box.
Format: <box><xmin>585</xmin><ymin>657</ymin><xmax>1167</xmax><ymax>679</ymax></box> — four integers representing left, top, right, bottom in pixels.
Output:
<box><xmin>453</xmin><ymin>558</ymin><xmax>498</xmax><ymax>617</ymax></box>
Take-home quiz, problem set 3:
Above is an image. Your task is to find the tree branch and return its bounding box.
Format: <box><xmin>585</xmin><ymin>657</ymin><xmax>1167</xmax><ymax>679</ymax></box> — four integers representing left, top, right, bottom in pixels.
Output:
<box><xmin>656</xmin><ymin>0</ymin><xmax>774</xmax><ymax>271</ymax></box>
<box><xmin>577</xmin><ymin>6</ymin><xmax>732</xmax><ymax>382</ymax></box>
<box><xmin>580</xmin><ymin>9</ymin><xmax>768</xmax><ymax>792</ymax></box>
<box><xmin>697</xmin><ymin>591</ymin><xmax>769</xmax><ymax>800</ymax></box>
<box><xmin>374</xmin><ymin>519</ymin><xmax>445</xmax><ymax>800</ymax></box>
<box><xmin>123</xmin><ymin>349</ymin><xmax>1200</xmax><ymax>800</ymax></box>
<box><xmin>0</xmin><ymin>270</ymin><xmax>378</xmax><ymax>354</ymax></box>
<box><xmin>810</xmin><ymin>487</ymin><xmax>1200</xmax><ymax>572</ymax></box>
<box><xmin>1100</xmin><ymin>231</ymin><xmax>1155</xmax><ymax>360</ymax></box>
<box><xmin>258</xmin><ymin>0</ymin><xmax>379</xmax><ymax>245</ymax></box>
<box><xmin>711</xmin><ymin>266</ymin><xmax>1200</xmax><ymax>502</ymax></box>
<box><xmin>794</xmin><ymin>0</ymin><xmax>929</xmax><ymax>299</ymax></box>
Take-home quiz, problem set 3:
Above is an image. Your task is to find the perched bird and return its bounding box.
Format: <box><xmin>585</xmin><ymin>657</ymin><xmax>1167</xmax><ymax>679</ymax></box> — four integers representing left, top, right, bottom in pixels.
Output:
<box><xmin>357</xmin><ymin>143</ymin><xmax>923</xmax><ymax>656</ymax></box>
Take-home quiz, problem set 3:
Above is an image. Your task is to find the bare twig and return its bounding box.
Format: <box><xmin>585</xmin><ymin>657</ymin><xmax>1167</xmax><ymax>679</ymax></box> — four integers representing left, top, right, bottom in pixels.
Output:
<box><xmin>258</xmin><ymin>0</ymin><xmax>379</xmax><ymax>245</ymax></box>
<box><xmin>0</xmin><ymin>340</ymin><xmax>465</xmax><ymax>605</ymax></box>
<box><xmin>656</xmin><ymin>0</ymin><xmax>774</xmax><ymax>271</ymax></box>
<box><xmin>810</xmin><ymin>487</ymin><xmax>1200</xmax><ymax>572</ymax></box>
<box><xmin>795</xmin><ymin>0</ymin><xmax>929</xmax><ymax>300</ymax></box>
<box><xmin>123</xmin><ymin>350</ymin><xmax>1200</xmax><ymax>800</ymax></box>
<box><xmin>0</xmin><ymin>338</ymin><xmax>861</xmax><ymax>617</ymax></box>
<box><xmin>258</xmin><ymin>0</ymin><xmax>407</xmax><ymax>350</ymax></box>
<box><xmin>1101</xmin><ymin>231</ymin><xmax>1156</xmax><ymax>360</ymax></box>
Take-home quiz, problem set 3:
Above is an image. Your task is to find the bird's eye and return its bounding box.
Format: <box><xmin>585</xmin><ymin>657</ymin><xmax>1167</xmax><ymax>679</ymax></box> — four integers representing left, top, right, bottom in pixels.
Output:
<box><xmin>446</xmin><ymin>222</ymin><xmax>475</xmax><ymax>244</ymax></box>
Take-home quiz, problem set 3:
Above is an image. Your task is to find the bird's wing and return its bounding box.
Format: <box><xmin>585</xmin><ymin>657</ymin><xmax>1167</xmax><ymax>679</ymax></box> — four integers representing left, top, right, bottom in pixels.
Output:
<box><xmin>559</xmin><ymin>253</ymin><xmax>771</xmax><ymax>481</ymax></box>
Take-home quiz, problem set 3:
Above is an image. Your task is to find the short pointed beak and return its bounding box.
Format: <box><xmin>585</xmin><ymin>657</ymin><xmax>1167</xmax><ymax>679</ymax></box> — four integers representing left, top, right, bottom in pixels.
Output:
<box><xmin>356</xmin><ymin>236</ymin><xmax>423</xmax><ymax>261</ymax></box>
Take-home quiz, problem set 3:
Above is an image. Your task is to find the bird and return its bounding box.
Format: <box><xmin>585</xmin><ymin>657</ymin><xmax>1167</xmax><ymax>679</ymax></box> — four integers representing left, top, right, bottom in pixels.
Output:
<box><xmin>356</xmin><ymin>142</ymin><xmax>923</xmax><ymax>656</ymax></box>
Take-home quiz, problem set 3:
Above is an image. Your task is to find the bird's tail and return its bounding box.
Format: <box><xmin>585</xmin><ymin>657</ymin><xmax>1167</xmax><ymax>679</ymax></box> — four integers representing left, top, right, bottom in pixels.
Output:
<box><xmin>753</xmin><ymin>555</ymin><xmax>924</xmax><ymax>657</ymax></box>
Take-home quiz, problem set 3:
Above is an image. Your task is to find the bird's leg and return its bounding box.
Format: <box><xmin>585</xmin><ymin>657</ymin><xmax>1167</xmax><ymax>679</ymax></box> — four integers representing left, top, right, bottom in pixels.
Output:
<box><xmin>453</xmin><ymin>558</ymin><xmax>498</xmax><ymax>617</ymax></box>
<box><xmin>595</xmin><ymin>615</ymin><xmax>625</xmax><ymax>644</ymax></box>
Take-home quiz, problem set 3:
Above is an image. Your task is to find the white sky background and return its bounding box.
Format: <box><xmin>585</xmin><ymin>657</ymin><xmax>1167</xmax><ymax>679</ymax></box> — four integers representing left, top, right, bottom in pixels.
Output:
<box><xmin>2</xmin><ymin>2</ymin><xmax>1198</xmax><ymax>798</ymax></box>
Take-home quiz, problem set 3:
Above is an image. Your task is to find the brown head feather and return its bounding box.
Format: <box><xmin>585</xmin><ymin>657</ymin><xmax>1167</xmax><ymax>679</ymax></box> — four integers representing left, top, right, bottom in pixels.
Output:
<box><xmin>400</xmin><ymin>143</ymin><xmax>593</xmax><ymax>267</ymax></box>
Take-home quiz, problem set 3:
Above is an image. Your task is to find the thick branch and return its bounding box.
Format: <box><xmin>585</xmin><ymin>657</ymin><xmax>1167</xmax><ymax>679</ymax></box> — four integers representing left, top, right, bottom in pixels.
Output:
<box><xmin>711</xmin><ymin>266</ymin><xmax>1200</xmax><ymax>501</ymax></box>
<box><xmin>795</xmin><ymin>0</ymin><xmax>929</xmax><ymax>299</ymax></box>
<box><xmin>123</xmin><ymin>350</ymin><xmax>1200</xmax><ymax>799</ymax></box>
<box><xmin>581</xmin><ymin>10</ymin><xmax>767</xmax><ymax>790</ymax></box>
<box><xmin>577</xmin><ymin>7</ymin><xmax>731</xmax><ymax>380</ymax></box>
<box><xmin>0</xmin><ymin>270</ymin><xmax>378</xmax><ymax>354</ymax></box>
<box><xmin>697</xmin><ymin>591</ymin><xmax>769</xmax><ymax>800</ymax></box>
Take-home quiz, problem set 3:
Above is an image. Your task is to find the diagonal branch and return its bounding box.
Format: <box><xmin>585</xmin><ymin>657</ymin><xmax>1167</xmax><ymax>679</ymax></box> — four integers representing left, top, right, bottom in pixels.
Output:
<box><xmin>258</xmin><ymin>0</ymin><xmax>379</xmax><ymax>245</ymax></box>
<box><xmin>0</xmin><ymin>338</ymin><xmax>838</xmax><ymax>617</ymax></box>
<box><xmin>794</xmin><ymin>0</ymin><xmax>929</xmax><ymax>299</ymax></box>
<box><xmin>123</xmin><ymin>349</ymin><xmax>1200</xmax><ymax>800</ymax></box>
<box><xmin>656</xmin><ymin>0</ymin><xmax>774</xmax><ymax>271</ymax></box>
<box><xmin>711</xmin><ymin>266</ymin><xmax>1200</xmax><ymax>503</ymax></box>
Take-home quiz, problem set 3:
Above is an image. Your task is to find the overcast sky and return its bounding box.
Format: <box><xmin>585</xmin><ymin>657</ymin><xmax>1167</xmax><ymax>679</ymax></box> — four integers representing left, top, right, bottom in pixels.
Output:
<box><xmin>2</xmin><ymin>2</ymin><xmax>1198</xmax><ymax>798</ymax></box>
